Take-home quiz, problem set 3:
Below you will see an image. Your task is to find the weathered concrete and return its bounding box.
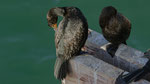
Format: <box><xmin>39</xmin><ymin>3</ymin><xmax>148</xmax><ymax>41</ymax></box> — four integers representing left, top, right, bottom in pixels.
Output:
<box><xmin>62</xmin><ymin>55</ymin><xmax>123</xmax><ymax>84</ymax></box>
<box><xmin>62</xmin><ymin>55</ymin><xmax>150</xmax><ymax>84</ymax></box>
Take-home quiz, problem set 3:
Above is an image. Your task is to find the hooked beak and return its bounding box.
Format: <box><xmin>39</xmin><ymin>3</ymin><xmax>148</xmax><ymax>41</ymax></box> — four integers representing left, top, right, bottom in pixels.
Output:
<box><xmin>52</xmin><ymin>23</ymin><xmax>57</xmax><ymax>30</ymax></box>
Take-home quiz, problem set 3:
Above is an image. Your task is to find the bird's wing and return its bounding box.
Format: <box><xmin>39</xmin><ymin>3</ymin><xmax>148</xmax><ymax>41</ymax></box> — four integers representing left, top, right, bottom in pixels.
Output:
<box><xmin>64</xmin><ymin>23</ymin><xmax>87</xmax><ymax>60</ymax></box>
<box><xmin>56</xmin><ymin>20</ymin><xmax>88</xmax><ymax>60</ymax></box>
<box><xmin>118</xmin><ymin>13</ymin><xmax>131</xmax><ymax>40</ymax></box>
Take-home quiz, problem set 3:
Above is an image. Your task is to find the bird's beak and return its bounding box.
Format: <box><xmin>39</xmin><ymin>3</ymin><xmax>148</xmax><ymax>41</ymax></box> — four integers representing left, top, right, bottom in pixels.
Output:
<box><xmin>52</xmin><ymin>24</ymin><xmax>57</xmax><ymax>30</ymax></box>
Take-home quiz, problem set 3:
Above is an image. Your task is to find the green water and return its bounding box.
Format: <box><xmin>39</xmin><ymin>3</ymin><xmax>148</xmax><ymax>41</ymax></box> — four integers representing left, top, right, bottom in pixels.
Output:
<box><xmin>1</xmin><ymin>0</ymin><xmax>150</xmax><ymax>84</ymax></box>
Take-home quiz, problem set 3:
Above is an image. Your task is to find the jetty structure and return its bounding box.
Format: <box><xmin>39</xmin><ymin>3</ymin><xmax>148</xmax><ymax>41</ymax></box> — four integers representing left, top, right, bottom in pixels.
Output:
<box><xmin>62</xmin><ymin>29</ymin><xmax>150</xmax><ymax>84</ymax></box>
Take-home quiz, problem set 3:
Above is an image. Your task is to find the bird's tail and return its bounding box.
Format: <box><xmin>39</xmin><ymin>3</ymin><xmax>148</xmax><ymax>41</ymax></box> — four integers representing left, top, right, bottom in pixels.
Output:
<box><xmin>134</xmin><ymin>60</ymin><xmax>150</xmax><ymax>81</ymax></box>
<box><xmin>115</xmin><ymin>69</ymin><xmax>145</xmax><ymax>84</ymax></box>
<box><xmin>134</xmin><ymin>70</ymin><xmax>148</xmax><ymax>81</ymax></box>
<box><xmin>123</xmin><ymin>41</ymin><xmax>127</xmax><ymax>45</ymax></box>
<box><xmin>54</xmin><ymin>57</ymin><xmax>69</xmax><ymax>80</ymax></box>
<box><xmin>116</xmin><ymin>60</ymin><xmax>150</xmax><ymax>84</ymax></box>
<box><xmin>123</xmin><ymin>69</ymin><xmax>144</xmax><ymax>83</ymax></box>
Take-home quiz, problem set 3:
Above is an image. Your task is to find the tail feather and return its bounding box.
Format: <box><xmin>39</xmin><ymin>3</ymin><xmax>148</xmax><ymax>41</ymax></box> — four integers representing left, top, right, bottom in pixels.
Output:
<box><xmin>54</xmin><ymin>58</ymin><xmax>69</xmax><ymax>80</ymax></box>
<box><xmin>134</xmin><ymin>70</ymin><xmax>147</xmax><ymax>82</ymax></box>
<box><xmin>123</xmin><ymin>41</ymin><xmax>127</xmax><ymax>45</ymax></box>
<box><xmin>134</xmin><ymin>60</ymin><xmax>150</xmax><ymax>81</ymax></box>
<box><xmin>116</xmin><ymin>60</ymin><xmax>150</xmax><ymax>83</ymax></box>
<box><xmin>115</xmin><ymin>69</ymin><xmax>145</xmax><ymax>84</ymax></box>
<box><xmin>123</xmin><ymin>69</ymin><xmax>143</xmax><ymax>83</ymax></box>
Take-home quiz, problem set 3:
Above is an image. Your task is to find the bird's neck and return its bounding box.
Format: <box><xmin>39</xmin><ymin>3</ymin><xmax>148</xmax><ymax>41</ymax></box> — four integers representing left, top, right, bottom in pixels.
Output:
<box><xmin>53</xmin><ymin>7</ymin><xmax>65</xmax><ymax>17</ymax></box>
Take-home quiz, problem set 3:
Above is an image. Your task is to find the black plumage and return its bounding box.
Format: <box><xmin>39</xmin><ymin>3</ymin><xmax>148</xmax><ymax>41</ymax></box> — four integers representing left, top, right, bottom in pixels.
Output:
<box><xmin>47</xmin><ymin>7</ymin><xmax>88</xmax><ymax>80</ymax></box>
<box><xmin>115</xmin><ymin>49</ymin><xmax>150</xmax><ymax>84</ymax></box>
<box><xmin>143</xmin><ymin>49</ymin><xmax>150</xmax><ymax>59</ymax></box>
<box><xmin>99</xmin><ymin>6</ymin><xmax>131</xmax><ymax>57</ymax></box>
<box><xmin>115</xmin><ymin>60</ymin><xmax>150</xmax><ymax>84</ymax></box>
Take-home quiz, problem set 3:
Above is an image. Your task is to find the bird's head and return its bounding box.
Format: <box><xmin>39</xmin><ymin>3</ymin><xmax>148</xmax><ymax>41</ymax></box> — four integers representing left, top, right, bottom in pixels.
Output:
<box><xmin>101</xmin><ymin>6</ymin><xmax>117</xmax><ymax>17</ymax></box>
<box><xmin>99</xmin><ymin>6</ymin><xmax>117</xmax><ymax>28</ymax></box>
<box><xmin>47</xmin><ymin>7</ymin><xmax>65</xmax><ymax>31</ymax></box>
<box><xmin>47</xmin><ymin>9</ymin><xmax>58</xmax><ymax>30</ymax></box>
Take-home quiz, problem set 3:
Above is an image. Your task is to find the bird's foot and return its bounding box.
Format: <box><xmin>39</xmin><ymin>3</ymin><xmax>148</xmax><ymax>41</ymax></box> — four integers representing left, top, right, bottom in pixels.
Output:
<box><xmin>81</xmin><ymin>46</ymin><xmax>88</xmax><ymax>52</ymax></box>
<box><xmin>80</xmin><ymin>51</ymin><xmax>88</xmax><ymax>55</ymax></box>
<box><xmin>106</xmin><ymin>44</ymin><xmax>118</xmax><ymax>57</ymax></box>
<box><xmin>80</xmin><ymin>46</ymin><xmax>88</xmax><ymax>55</ymax></box>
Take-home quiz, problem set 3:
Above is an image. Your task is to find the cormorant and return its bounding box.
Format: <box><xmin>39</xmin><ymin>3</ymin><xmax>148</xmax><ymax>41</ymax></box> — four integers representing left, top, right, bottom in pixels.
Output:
<box><xmin>115</xmin><ymin>49</ymin><xmax>150</xmax><ymax>84</ymax></box>
<box><xmin>115</xmin><ymin>61</ymin><xmax>150</xmax><ymax>84</ymax></box>
<box><xmin>47</xmin><ymin>7</ymin><xmax>88</xmax><ymax>80</ymax></box>
<box><xmin>99</xmin><ymin>6</ymin><xmax>131</xmax><ymax>57</ymax></box>
<box><xmin>144</xmin><ymin>49</ymin><xmax>150</xmax><ymax>59</ymax></box>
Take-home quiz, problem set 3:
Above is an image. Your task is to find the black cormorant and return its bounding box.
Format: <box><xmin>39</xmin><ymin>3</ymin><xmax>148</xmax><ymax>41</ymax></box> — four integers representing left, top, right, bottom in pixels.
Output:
<box><xmin>47</xmin><ymin>7</ymin><xmax>88</xmax><ymax>80</ymax></box>
<box><xmin>116</xmin><ymin>57</ymin><xmax>150</xmax><ymax>84</ymax></box>
<box><xmin>144</xmin><ymin>49</ymin><xmax>150</xmax><ymax>59</ymax></box>
<box><xmin>99</xmin><ymin>6</ymin><xmax>131</xmax><ymax>57</ymax></box>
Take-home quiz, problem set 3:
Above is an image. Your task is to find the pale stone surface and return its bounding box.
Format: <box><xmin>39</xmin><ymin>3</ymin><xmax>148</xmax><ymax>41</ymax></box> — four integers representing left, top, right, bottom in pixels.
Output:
<box><xmin>62</xmin><ymin>55</ymin><xmax>150</xmax><ymax>84</ymax></box>
<box><xmin>63</xmin><ymin>55</ymin><xmax>123</xmax><ymax>84</ymax></box>
<box><xmin>115</xmin><ymin>44</ymin><xmax>148</xmax><ymax>71</ymax></box>
<box><xmin>85</xmin><ymin>29</ymin><xmax>108</xmax><ymax>49</ymax></box>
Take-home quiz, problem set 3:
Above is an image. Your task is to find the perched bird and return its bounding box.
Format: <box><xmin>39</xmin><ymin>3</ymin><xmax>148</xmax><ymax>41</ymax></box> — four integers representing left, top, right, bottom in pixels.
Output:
<box><xmin>47</xmin><ymin>7</ymin><xmax>88</xmax><ymax>80</ymax></box>
<box><xmin>99</xmin><ymin>6</ymin><xmax>131</xmax><ymax>57</ymax></box>
<box><xmin>143</xmin><ymin>49</ymin><xmax>150</xmax><ymax>59</ymax></box>
<box><xmin>115</xmin><ymin>60</ymin><xmax>150</xmax><ymax>84</ymax></box>
<box><xmin>115</xmin><ymin>50</ymin><xmax>150</xmax><ymax>84</ymax></box>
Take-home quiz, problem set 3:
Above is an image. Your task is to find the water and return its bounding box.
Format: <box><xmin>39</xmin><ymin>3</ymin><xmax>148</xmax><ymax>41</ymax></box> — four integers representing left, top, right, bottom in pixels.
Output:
<box><xmin>1</xmin><ymin>0</ymin><xmax>150</xmax><ymax>84</ymax></box>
